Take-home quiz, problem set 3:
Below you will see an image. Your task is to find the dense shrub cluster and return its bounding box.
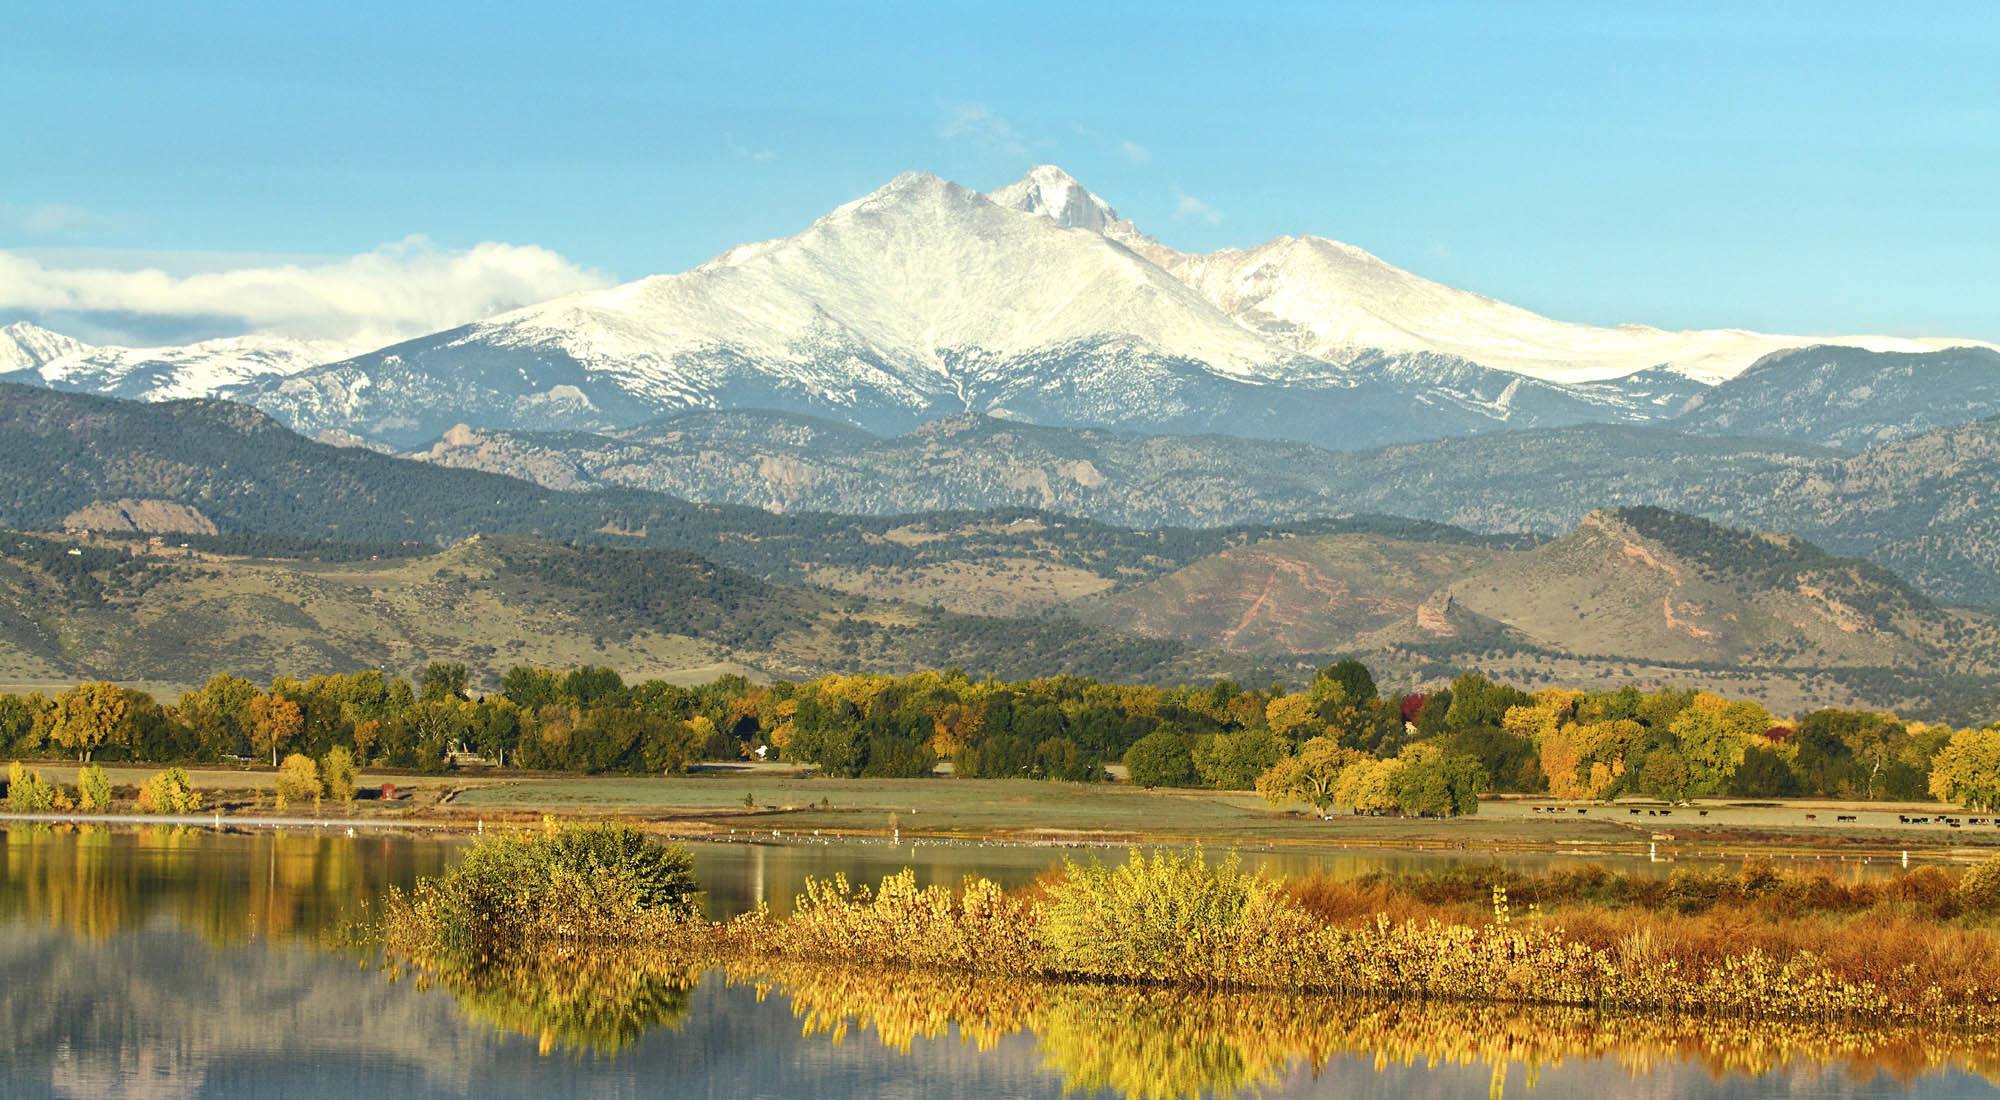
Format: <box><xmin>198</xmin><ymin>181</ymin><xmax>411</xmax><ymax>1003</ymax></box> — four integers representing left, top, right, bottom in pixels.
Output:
<box><xmin>383</xmin><ymin>825</ymin><xmax>699</xmax><ymax>960</ymax></box>
<box><xmin>384</xmin><ymin>844</ymin><xmax>2000</xmax><ymax>1028</ymax></box>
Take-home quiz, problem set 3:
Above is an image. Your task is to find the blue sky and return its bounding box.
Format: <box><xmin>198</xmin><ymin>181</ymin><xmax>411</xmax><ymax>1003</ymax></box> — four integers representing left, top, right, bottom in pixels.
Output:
<box><xmin>3</xmin><ymin>1</ymin><xmax>1995</xmax><ymax>344</ymax></box>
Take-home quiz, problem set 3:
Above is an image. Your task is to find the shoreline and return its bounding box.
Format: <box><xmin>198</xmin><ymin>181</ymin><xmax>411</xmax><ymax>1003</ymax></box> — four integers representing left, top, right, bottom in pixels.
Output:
<box><xmin>6</xmin><ymin>805</ymin><xmax>1996</xmax><ymax>867</ymax></box>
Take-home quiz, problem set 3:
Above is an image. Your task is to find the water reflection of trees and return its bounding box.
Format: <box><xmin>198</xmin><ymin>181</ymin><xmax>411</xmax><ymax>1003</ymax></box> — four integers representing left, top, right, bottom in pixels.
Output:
<box><xmin>0</xmin><ymin>824</ymin><xmax>451</xmax><ymax>946</ymax></box>
<box><xmin>381</xmin><ymin>941</ymin><xmax>2000</xmax><ymax>1097</ymax></box>
<box><xmin>394</xmin><ymin>947</ymin><xmax>699</xmax><ymax>1056</ymax></box>
<box><xmin>741</xmin><ymin>962</ymin><xmax>2000</xmax><ymax>1100</ymax></box>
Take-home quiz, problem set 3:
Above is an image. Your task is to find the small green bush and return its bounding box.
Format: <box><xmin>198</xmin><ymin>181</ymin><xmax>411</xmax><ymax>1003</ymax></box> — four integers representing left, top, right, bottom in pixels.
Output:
<box><xmin>6</xmin><ymin>762</ymin><xmax>63</xmax><ymax>813</ymax></box>
<box><xmin>138</xmin><ymin>768</ymin><xmax>202</xmax><ymax>814</ymax></box>
<box><xmin>1041</xmin><ymin>849</ymin><xmax>1290</xmax><ymax>982</ymax></box>
<box><xmin>320</xmin><ymin>746</ymin><xmax>360</xmax><ymax>803</ymax></box>
<box><xmin>275</xmin><ymin>753</ymin><xmax>321</xmax><ymax>809</ymax></box>
<box><xmin>76</xmin><ymin>764</ymin><xmax>113</xmax><ymax>812</ymax></box>
<box><xmin>388</xmin><ymin>824</ymin><xmax>699</xmax><ymax>958</ymax></box>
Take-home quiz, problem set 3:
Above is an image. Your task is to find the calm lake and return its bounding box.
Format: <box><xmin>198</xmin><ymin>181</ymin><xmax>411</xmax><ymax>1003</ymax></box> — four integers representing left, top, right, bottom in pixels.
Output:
<box><xmin>1</xmin><ymin>825</ymin><xmax>1993</xmax><ymax>1099</ymax></box>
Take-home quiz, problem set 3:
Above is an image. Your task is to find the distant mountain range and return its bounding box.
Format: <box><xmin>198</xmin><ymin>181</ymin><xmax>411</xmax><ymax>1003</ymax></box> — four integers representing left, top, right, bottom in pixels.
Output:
<box><xmin>2</xmin><ymin>165</ymin><xmax>1988</xmax><ymax>448</ymax></box>
<box><xmin>0</xmin><ymin>321</ymin><xmax>348</xmax><ymax>402</ymax></box>
<box><xmin>1</xmin><ymin>382</ymin><xmax>1996</xmax><ymax>720</ymax></box>
<box><xmin>406</xmin><ymin>398</ymin><xmax>2000</xmax><ymax>610</ymax></box>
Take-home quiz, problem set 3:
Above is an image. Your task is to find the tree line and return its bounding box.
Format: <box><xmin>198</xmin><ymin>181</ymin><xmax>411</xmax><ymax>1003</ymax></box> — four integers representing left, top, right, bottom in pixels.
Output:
<box><xmin>3</xmin><ymin>659</ymin><xmax>1999</xmax><ymax>816</ymax></box>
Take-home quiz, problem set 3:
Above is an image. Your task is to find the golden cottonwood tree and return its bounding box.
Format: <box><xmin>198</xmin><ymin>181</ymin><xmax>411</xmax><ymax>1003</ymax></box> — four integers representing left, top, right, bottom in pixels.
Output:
<box><xmin>49</xmin><ymin>681</ymin><xmax>135</xmax><ymax>762</ymax></box>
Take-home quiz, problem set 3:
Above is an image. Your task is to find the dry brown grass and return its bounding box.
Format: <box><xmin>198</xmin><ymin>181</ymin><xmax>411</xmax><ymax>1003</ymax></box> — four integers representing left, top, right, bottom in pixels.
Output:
<box><xmin>1279</xmin><ymin>860</ymin><xmax>2000</xmax><ymax>1008</ymax></box>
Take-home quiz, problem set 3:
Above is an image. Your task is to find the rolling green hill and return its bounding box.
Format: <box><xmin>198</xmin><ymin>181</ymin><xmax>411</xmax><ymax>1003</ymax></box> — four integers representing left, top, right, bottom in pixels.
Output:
<box><xmin>0</xmin><ymin>530</ymin><xmax>1283</xmax><ymax>690</ymax></box>
<box><xmin>0</xmin><ymin>384</ymin><xmax>1503</xmax><ymax>617</ymax></box>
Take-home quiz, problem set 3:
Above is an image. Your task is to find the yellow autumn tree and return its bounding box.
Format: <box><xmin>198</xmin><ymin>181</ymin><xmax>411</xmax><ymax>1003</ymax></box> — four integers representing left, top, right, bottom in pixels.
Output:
<box><xmin>1539</xmin><ymin>719</ymin><xmax>1643</xmax><ymax>800</ymax></box>
<box><xmin>1264</xmin><ymin>694</ymin><xmax>1318</xmax><ymax>744</ymax></box>
<box><xmin>1334</xmin><ymin>756</ymin><xmax>1403</xmax><ymax>814</ymax></box>
<box><xmin>246</xmin><ymin>694</ymin><xmax>305</xmax><ymax>767</ymax></box>
<box><xmin>1255</xmin><ymin>737</ymin><xmax>1369</xmax><ymax>815</ymax></box>
<box><xmin>49</xmin><ymin>681</ymin><xmax>135</xmax><ymax>763</ymax></box>
<box><xmin>929</xmin><ymin>702</ymin><xmax>985</xmax><ymax>759</ymax></box>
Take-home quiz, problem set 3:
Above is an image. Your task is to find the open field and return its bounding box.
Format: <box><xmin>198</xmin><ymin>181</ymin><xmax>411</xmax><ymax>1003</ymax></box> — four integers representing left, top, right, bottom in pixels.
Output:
<box><xmin>20</xmin><ymin>761</ymin><xmax>1995</xmax><ymax>858</ymax></box>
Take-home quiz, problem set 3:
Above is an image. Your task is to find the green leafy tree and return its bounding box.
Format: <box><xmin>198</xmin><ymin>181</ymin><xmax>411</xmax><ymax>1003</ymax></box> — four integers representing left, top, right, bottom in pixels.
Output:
<box><xmin>1640</xmin><ymin>746</ymin><xmax>1693</xmax><ymax>801</ymax></box>
<box><xmin>1729</xmin><ymin>745</ymin><xmax>1801</xmax><ymax>797</ymax></box>
<box><xmin>500</xmin><ymin>666</ymin><xmax>563</xmax><ymax>712</ymax></box>
<box><xmin>175</xmin><ymin>676</ymin><xmax>258</xmax><ymax>764</ymax></box>
<box><xmin>1191</xmin><ymin>727</ymin><xmax>1283</xmax><ymax>790</ymax></box>
<box><xmin>1389</xmin><ymin>744</ymin><xmax>1486</xmax><ymax>817</ymax></box>
<box><xmin>1443</xmin><ymin>673</ymin><xmax>1530</xmax><ymax>730</ymax></box>
<box><xmin>638</xmin><ymin>715</ymin><xmax>707</xmax><ymax>775</ymax></box>
<box><xmin>421</xmin><ymin>661</ymin><xmax>471</xmax><ymax>703</ymax></box>
<box><xmin>1667</xmin><ymin>693</ymin><xmax>1767</xmax><ymax>795</ymax></box>
<box><xmin>1035</xmin><ymin>737</ymin><xmax>1101</xmax><ymax>782</ymax></box>
<box><xmin>1123</xmin><ymin>730</ymin><xmax>1197</xmax><ymax>788</ymax></box>
<box><xmin>1315</xmin><ymin>659</ymin><xmax>1378</xmax><ymax>704</ymax></box>
<box><xmin>0</xmin><ymin>693</ymin><xmax>41</xmax><ymax>754</ymax></box>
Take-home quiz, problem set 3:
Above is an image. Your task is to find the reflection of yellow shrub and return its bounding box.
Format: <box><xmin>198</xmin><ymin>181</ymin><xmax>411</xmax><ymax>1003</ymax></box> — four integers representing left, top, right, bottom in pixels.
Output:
<box><xmin>384</xmin><ymin>846</ymin><xmax>2000</xmax><ymax>1033</ymax></box>
<box><xmin>737</xmin><ymin>965</ymin><xmax>2000</xmax><ymax>1099</ymax></box>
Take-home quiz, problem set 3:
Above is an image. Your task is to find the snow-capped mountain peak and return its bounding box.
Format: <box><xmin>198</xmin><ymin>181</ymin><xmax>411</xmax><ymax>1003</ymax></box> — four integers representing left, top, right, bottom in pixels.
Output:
<box><xmin>3</xmin><ymin>328</ymin><xmax>353</xmax><ymax>402</ymax></box>
<box><xmin>13</xmin><ymin>164</ymin><xmax>1994</xmax><ymax>452</ymax></box>
<box><xmin>988</xmin><ymin>165</ymin><xmax>1120</xmax><ymax>233</ymax></box>
<box><xmin>0</xmin><ymin>321</ymin><xmax>94</xmax><ymax>374</ymax></box>
<box><xmin>985</xmin><ymin>165</ymin><xmax>1167</xmax><ymax>261</ymax></box>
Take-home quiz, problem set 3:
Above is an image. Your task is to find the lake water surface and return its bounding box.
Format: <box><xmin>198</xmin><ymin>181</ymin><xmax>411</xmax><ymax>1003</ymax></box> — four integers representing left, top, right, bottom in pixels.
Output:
<box><xmin>1</xmin><ymin>825</ymin><xmax>1993</xmax><ymax>1099</ymax></box>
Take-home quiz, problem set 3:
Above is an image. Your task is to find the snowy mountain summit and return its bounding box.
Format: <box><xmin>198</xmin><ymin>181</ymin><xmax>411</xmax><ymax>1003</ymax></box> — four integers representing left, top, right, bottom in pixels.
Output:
<box><xmin>9</xmin><ymin>167</ymin><xmax>1987</xmax><ymax>449</ymax></box>
<box><xmin>0</xmin><ymin>322</ymin><xmax>348</xmax><ymax>402</ymax></box>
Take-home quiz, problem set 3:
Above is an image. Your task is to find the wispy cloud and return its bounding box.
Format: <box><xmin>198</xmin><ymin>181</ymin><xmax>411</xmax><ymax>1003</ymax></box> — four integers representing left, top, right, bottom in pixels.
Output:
<box><xmin>0</xmin><ymin>235</ymin><xmax>612</xmax><ymax>346</ymax></box>
<box><xmin>940</xmin><ymin>101</ymin><xmax>1028</xmax><ymax>155</ymax></box>
<box><xmin>1172</xmin><ymin>190</ymin><xmax>1223</xmax><ymax>225</ymax></box>
<box><xmin>3</xmin><ymin>202</ymin><xmax>109</xmax><ymax>237</ymax></box>
<box><xmin>1069</xmin><ymin>123</ymin><xmax>1152</xmax><ymax>166</ymax></box>
<box><xmin>723</xmin><ymin>131</ymin><xmax>777</xmax><ymax>163</ymax></box>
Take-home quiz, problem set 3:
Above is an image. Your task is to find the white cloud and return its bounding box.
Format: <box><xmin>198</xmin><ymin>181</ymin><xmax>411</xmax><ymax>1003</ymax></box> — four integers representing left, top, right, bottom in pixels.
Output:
<box><xmin>0</xmin><ymin>236</ymin><xmax>612</xmax><ymax>347</ymax></box>
<box><xmin>940</xmin><ymin>102</ymin><xmax>1028</xmax><ymax>155</ymax></box>
<box><xmin>1117</xmin><ymin>139</ymin><xmax>1151</xmax><ymax>165</ymax></box>
<box><xmin>1172</xmin><ymin>191</ymin><xmax>1223</xmax><ymax>225</ymax></box>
